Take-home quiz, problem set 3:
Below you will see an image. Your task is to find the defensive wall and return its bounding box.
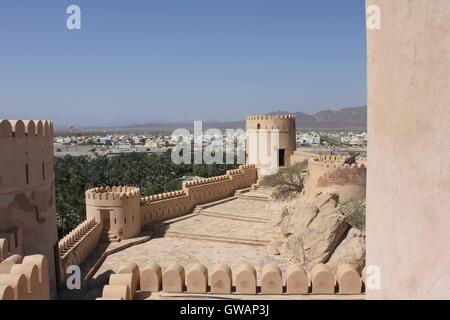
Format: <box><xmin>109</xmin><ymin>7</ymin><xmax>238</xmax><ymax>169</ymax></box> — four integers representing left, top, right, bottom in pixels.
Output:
<box><xmin>83</xmin><ymin>164</ymin><xmax>257</xmax><ymax>243</ymax></box>
<box><xmin>98</xmin><ymin>261</ymin><xmax>365</xmax><ymax>300</ymax></box>
<box><xmin>58</xmin><ymin>218</ymin><xmax>103</xmax><ymax>284</ymax></box>
<box><xmin>0</xmin><ymin>120</ymin><xmax>59</xmax><ymax>298</ymax></box>
<box><xmin>305</xmin><ymin>155</ymin><xmax>367</xmax><ymax>202</ymax></box>
<box><xmin>140</xmin><ymin>164</ymin><xmax>257</xmax><ymax>226</ymax></box>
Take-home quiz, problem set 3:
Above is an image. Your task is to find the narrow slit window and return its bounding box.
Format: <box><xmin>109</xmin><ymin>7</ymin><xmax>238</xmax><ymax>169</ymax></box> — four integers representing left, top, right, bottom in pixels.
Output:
<box><xmin>26</xmin><ymin>164</ymin><xmax>29</xmax><ymax>184</ymax></box>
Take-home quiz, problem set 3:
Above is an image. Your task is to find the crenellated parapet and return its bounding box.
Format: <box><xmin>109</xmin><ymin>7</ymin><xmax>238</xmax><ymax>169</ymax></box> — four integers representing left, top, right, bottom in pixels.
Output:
<box><xmin>312</xmin><ymin>155</ymin><xmax>367</xmax><ymax>168</ymax></box>
<box><xmin>246</xmin><ymin>115</ymin><xmax>296</xmax><ymax>131</ymax></box>
<box><xmin>182</xmin><ymin>175</ymin><xmax>230</xmax><ymax>188</ymax></box>
<box><xmin>0</xmin><ymin>119</ymin><xmax>53</xmax><ymax>138</ymax></box>
<box><xmin>58</xmin><ymin>218</ymin><xmax>102</xmax><ymax>284</ymax></box>
<box><xmin>246</xmin><ymin>115</ymin><xmax>296</xmax><ymax>121</ymax></box>
<box><xmin>0</xmin><ymin>227</ymin><xmax>23</xmax><ymax>262</ymax></box>
<box><xmin>98</xmin><ymin>261</ymin><xmax>364</xmax><ymax>300</ymax></box>
<box><xmin>85</xmin><ymin>186</ymin><xmax>140</xmax><ymax>203</ymax></box>
<box><xmin>58</xmin><ymin>218</ymin><xmax>101</xmax><ymax>258</ymax></box>
<box><xmin>140</xmin><ymin>190</ymin><xmax>186</xmax><ymax>205</ymax></box>
<box><xmin>0</xmin><ymin>254</ymin><xmax>51</xmax><ymax>300</ymax></box>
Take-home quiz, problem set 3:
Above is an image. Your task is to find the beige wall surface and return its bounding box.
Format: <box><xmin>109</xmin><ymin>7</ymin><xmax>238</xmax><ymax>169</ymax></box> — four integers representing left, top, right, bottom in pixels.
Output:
<box><xmin>366</xmin><ymin>0</ymin><xmax>450</xmax><ymax>299</ymax></box>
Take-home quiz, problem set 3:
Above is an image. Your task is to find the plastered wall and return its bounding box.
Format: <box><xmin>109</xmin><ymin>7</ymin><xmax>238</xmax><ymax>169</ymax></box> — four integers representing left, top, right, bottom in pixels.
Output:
<box><xmin>366</xmin><ymin>0</ymin><xmax>450</xmax><ymax>299</ymax></box>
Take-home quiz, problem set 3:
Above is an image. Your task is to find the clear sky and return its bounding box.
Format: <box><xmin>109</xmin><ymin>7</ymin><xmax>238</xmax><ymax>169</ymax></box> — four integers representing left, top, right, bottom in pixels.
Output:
<box><xmin>0</xmin><ymin>0</ymin><xmax>367</xmax><ymax>127</ymax></box>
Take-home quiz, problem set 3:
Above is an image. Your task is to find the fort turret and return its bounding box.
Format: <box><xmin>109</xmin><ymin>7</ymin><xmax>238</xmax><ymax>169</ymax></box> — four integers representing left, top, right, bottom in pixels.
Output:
<box><xmin>246</xmin><ymin>115</ymin><xmax>296</xmax><ymax>175</ymax></box>
<box><xmin>85</xmin><ymin>186</ymin><xmax>141</xmax><ymax>241</ymax></box>
<box><xmin>0</xmin><ymin>120</ymin><xmax>58</xmax><ymax>298</ymax></box>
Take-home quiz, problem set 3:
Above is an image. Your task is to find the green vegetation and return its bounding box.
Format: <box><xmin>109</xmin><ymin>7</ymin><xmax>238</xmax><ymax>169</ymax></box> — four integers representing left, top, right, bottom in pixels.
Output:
<box><xmin>259</xmin><ymin>160</ymin><xmax>308</xmax><ymax>200</ymax></box>
<box><xmin>320</xmin><ymin>135</ymin><xmax>343</xmax><ymax>146</ymax></box>
<box><xmin>338</xmin><ymin>199</ymin><xmax>366</xmax><ymax>231</ymax></box>
<box><xmin>55</xmin><ymin>152</ymin><xmax>237</xmax><ymax>238</ymax></box>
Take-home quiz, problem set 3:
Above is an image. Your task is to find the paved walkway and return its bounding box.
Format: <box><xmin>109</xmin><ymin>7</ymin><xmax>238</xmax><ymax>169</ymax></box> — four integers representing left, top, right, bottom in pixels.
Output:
<box><xmin>92</xmin><ymin>192</ymin><xmax>289</xmax><ymax>284</ymax></box>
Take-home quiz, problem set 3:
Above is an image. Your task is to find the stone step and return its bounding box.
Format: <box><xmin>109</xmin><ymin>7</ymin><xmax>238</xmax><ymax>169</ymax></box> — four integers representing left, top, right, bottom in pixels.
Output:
<box><xmin>164</xmin><ymin>230</ymin><xmax>269</xmax><ymax>246</ymax></box>
<box><xmin>236</xmin><ymin>194</ymin><xmax>269</xmax><ymax>201</ymax></box>
<box><xmin>200</xmin><ymin>210</ymin><xmax>270</xmax><ymax>223</ymax></box>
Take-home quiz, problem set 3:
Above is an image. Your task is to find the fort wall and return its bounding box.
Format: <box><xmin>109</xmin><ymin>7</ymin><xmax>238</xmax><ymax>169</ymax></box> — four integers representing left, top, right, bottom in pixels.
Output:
<box><xmin>0</xmin><ymin>120</ymin><xmax>59</xmax><ymax>298</ymax></box>
<box><xmin>139</xmin><ymin>164</ymin><xmax>257</xmax><ymax>224</ymax></box>
<box><xmin>58</xmin><ymin>218</ymin><xmax>103</xmax><ymax>283</ymax></box>
<box><xmin>305</xmin><ymin>155</ymin><xmax>367</xmax><ymax>202</ymax></box>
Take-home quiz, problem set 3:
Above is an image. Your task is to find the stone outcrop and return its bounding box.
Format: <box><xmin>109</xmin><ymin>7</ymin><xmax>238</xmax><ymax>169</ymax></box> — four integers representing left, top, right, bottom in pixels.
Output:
<box><xmin>326</xmin><ymin>228</ymin><xmax>365</xmax><ymax>274</ymax></box>
<box><xmin>270</xmin><ymin>191</ymin><xmax>365</xmax><ymax>271</ymax></box>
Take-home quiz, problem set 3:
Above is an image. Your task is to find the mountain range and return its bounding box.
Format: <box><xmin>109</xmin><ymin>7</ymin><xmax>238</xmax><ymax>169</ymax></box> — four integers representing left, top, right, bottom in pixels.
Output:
<box><xmin>128</xmin><ymin>106</ymin><xmax>367</xmax><ymax>130</ymax></box>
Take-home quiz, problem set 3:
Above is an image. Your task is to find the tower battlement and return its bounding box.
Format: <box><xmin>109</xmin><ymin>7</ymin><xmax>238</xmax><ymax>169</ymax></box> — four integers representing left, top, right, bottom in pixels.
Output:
<box><xmin>309</xmin><ymin>155</ymin><xmax>368</xmax><ymax>170</ymax></box>
<box><xmin>246</xmin><ymin>114</ymin><xmax>296</xmax><ymax>131</ymax></box>
<box><xmin>85</xmin><ymin>186</ymin><xmax>140</xmax><ymax>202</ymax></box>
<box><xmin>0</xmin><ymin>120</ymin><xmax>53</xmax><ymax>138</ymax></box>
<box><xmin>246</xmin><ymin>115</ymin><xmax>295</xmax><ymax>120</ymax></box>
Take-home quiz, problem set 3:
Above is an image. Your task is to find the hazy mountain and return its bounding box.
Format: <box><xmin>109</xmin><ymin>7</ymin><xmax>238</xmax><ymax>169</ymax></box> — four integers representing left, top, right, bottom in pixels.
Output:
<box><xmin>268</xmin><ymin>106</ymin><xmax>367</xmax><ymax>129</ymax></box>
<box><xmin>126</xmin><ymin>106</ymin><xmax>367</xmax><ymax>130</ymax></box>
<box><xmin>55</xmin><ymin>106</ymin><xmax>367</xmax><ymax>132</ymax></box>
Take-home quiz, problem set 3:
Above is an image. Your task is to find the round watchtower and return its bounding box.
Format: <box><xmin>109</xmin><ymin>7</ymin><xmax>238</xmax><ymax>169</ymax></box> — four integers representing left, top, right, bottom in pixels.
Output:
<box><xmin>0</xmin><ymin>119</ymin><xmax>58</xmax><ymax>298</ymax></box>
<box><xmin>246</xmin><ymin>115</ymin><xmax>296</xmax><ymax>175</ymax></box>
<box><xmin>85</xmin><ymin>187</ymin><xmax>141</xmax><ymax>241</ymax></box>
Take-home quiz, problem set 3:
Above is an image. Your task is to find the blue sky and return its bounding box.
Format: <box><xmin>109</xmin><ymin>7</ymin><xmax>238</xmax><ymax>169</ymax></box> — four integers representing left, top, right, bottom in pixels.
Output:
<box><xmin>0</xmin><ymin>0</ymin><xmax>367</xmax><ymax>127</ymax></box>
